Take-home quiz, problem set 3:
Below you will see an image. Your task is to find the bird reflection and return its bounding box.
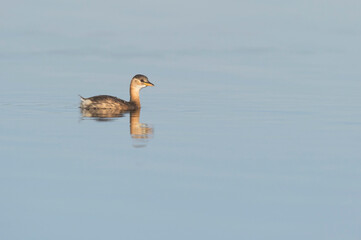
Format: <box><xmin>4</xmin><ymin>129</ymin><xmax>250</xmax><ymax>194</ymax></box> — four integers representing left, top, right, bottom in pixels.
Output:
<box><xmin>80</xmin><ymin>108</ymin><xmax>153</xmax><ymax>147</ymax></box>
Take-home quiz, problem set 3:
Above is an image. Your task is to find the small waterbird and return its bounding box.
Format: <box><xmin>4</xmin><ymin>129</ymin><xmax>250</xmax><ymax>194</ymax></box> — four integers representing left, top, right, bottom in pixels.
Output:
<box><xmin>80</xmin><ymin>74</ymin><xmax>154</xmax><ymax>111</ymax></box>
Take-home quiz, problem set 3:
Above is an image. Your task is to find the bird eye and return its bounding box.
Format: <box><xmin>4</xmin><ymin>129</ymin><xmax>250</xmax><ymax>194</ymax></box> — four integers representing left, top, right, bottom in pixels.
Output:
<box><xmin>140</xmin><ymin>79</ymin><xmax>144</xmax><ymax>82</ymax></box>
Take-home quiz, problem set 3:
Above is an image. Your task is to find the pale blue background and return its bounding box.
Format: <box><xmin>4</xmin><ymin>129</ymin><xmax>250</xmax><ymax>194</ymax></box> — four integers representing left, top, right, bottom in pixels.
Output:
<box><xmin>1</xmin><ymin>0</ymin><xmax>361</xmax><ymax>239</ymax></box>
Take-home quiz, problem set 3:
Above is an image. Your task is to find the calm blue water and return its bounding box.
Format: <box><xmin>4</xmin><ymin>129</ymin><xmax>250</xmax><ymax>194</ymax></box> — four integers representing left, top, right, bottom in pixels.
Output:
<box><xmin>1</xmin><ymin>1</ymin><xmax>361</xmax><ymax>239</ymax></box>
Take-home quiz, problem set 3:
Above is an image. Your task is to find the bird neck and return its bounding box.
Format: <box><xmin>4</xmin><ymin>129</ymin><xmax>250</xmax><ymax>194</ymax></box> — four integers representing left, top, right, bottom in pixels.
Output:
<box><xmin>129</xmin><ymin>86</ymin><xmax>141</xmax><ymax>108</ymax></box>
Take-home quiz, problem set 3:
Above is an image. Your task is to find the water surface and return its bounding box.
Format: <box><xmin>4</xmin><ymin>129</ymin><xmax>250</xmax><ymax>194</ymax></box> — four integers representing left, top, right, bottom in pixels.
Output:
<box><xmin>1</xmin><ymin>1</ymin><xmax>361</xmax><ymax>239</ymax></box>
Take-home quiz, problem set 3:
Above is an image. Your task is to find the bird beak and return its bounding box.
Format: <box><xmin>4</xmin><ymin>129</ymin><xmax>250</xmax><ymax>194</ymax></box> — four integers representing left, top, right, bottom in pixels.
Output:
<box><xmin>144</xmin><ymin>82</ymin><xmax>154</xmax><ymax>87</ymax></box>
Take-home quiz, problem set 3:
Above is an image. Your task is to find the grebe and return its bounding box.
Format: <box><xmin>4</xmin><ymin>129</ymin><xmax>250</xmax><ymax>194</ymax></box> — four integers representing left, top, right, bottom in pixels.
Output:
<box><xmin>80</xmin><ymin>74</ymin><xmax>154</xmax><ymax>110</ymax></box>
